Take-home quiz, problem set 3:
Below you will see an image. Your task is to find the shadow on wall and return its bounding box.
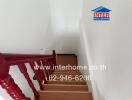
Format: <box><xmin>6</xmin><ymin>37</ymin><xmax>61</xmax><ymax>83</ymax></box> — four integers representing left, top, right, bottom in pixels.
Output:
<box><xmin>42</xmin><ymin>31</ymin><xmax>80</xmax><ymax>54</ymax></box>
<box><xmin>92</xmin><ymin>80</ymin><xmax>105</xmax><ymax>100</ymax></box>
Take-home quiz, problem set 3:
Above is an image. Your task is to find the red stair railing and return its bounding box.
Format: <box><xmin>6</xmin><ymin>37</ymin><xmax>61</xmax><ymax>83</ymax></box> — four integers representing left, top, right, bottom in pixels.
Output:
<box><xmin>0</xmin><ymin>50</ymin><xmax>56</xmax><ymax>100</ymax></box>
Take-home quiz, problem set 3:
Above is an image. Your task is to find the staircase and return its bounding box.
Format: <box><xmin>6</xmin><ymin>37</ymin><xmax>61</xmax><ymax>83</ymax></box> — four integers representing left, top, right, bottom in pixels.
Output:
<box><xmin>38</xmin><ymin>54</ymin><xmax>93</xmax><ymax>100</ymax></box>
<box><xmin>0</xmin><ymin>52</ymin><xmax>92</xmax><ymax>100</ymax></box>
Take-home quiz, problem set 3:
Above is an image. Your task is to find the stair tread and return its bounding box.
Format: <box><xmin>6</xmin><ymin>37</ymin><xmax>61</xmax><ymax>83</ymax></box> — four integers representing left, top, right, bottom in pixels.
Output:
<box><xmin>47</xmin><ymin>80</ymin><xmax>86</xmax><ymax>83</ymax></box>
<box><xmin>39</xmin><ymin>90</ymin><xmax>92</xmax><ymax>100</ymax></box>
<box><xmin>43</xmin><ymin>84</ymin><xmax>88</xmax><ymax>91</ymax></box>
<box><xmin>44</xmin><ymin>84</ymin><xmax>87</xmax><ymax>86</ymax></box>
<box><xmin>39</xmin><ymin>90</ymin><xmax>91</xmax><ymax>93</ymax></box>
<box><xmin>53</xmin><ymin>72</ymin><xmax>81</xmax><ymax>75</ymax></box>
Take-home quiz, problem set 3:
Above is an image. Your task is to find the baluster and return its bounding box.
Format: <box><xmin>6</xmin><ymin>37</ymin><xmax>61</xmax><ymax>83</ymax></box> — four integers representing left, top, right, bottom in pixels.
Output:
<box><xmin>52</xmin><ymin>57</ymin><xmax>56</xmax><ymax>73</ymax></box>
<box><xmin>49</xmin><ymin>59</ymin><xmax>53</xmax><ymax>74</ymax></box>
<box><xmin>36</xmin><ymin>60</ymin><xmax>47</xmax><ymax>84</ymax></box>
<box><xmin>18</xmin><ymin>63</ymin><xmax>40</xmax><ymax>99</ymax></box>
<box><xmin>42</xmin><ymin>59</ymin><xmax>51</xmax><ymax>80</ymax></box>
<box><xmin>41</xmin><ymin>59</ymin><xmax>50</xmax><ymax>80</ymax></box>
<box><xmin>0</xmin><ymin>74</ymin><xmax>31</xmax><ymax>100</ymax></box>
<box><xmin>53</xmin><ymin>50</ymin><xmax>57</xmax><ymax>66</ymax></box>
<box><xmin>50</xmin><ymin>58</ymin><xmax>55</xmax><ymax>74</ymax></box>
<box><xmin>47</xmin><ymin>61</ymin><xmax>52</xmax><ymax>75</ymax></box>
<box><xmin>29</xmin><ymin>62</ymin><xmax>44</xmax><ymax>90</ymax></box>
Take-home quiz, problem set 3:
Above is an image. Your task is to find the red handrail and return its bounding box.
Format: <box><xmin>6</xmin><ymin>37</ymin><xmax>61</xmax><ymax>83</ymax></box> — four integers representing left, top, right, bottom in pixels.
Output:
<box><xmin>0</xmin><ymin>50</ymin><xmax>56</xmax><ymax>100</ymax></box>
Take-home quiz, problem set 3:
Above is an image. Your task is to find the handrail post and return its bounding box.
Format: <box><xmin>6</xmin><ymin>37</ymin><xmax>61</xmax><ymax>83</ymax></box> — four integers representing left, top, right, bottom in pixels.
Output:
<box><xmin>52</xmin><ymin>50</ymin><xmax>57</xmax><ymax>72</ymax></box>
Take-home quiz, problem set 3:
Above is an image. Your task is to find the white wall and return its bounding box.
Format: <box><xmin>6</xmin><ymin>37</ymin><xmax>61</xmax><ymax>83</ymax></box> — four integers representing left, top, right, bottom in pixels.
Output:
<box><xmin>42</xmin><ymin>0</ymin><xmax>82</xmax><ymax>54</ymax></box>
<box><xmin>77</xmin><ymin>26</ymin><xmax>92</xmax><ymax>91</ymax></box>
<box><xmin>0</xmin><ymin>0</ymin><xmax>82</xmax><ymax>54</ymax></box>
<box><xmin>79</xmin><ymin>0</ymin><xmax>132</xmax><ymax>100</ymax></box>
<box><xmin>0</xmin><ymin>0</ymin><xmax>51</xmax><ymax>54</ymax></box>
<box><xmin>49</xmin><ymin>0</ymin><xmax>82</xmax><ymax>33</ymax></box>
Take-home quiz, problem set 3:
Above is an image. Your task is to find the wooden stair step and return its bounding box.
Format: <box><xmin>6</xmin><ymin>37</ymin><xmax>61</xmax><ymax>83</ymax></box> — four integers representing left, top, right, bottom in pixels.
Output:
<box><xmin>47</xmin><ymin>80</ymin><xmax>87</xmax><ymax>85</ymax></box>
<box><xmin>54</xmin><ymin>70</ymin><xmax>81</xmax><ymax>73</ymax></box>
<box><xmin>43</xmin><ymin>84</ymin><xmax>89</xmax><ymax>91</ymax></box>
<box><xmin>50</xmin><ymin>74</ymin><xmax>82</xmax><ymax>77</ymax></box>
<box><xmin>39</xmin><ymin>91</ymin><xmax>92</xmax><ymax>100</ymax></box>
<box><xmin>53</xmin><ymin>71</ymin><xmax>82</xmax><ymax>75</ymax></box>
<box><xmin>57</xmin><ymin>54</ymin><xmax>78</xmax><ymax>66</ymax></box>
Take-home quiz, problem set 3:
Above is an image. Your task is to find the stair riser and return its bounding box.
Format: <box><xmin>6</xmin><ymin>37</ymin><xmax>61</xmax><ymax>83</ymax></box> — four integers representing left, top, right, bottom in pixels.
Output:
<box><xmin>47</xmin><ymin>81</ymin><xmax>86</xmax><ymax>85</ymax></box>
<box><xmin>44</xmin><ymin>85</ymin><xmax>88</xmax><ymax>91</ymax></box>
<box><xmin>53</xmin><ymin>72</ymin><xmax>82</xmax><ymax>75</ymax></box>
<box><xmin>55</xmin><ymin>69</ymin><xmax>80</xmax><ymax>71</ymax></box>
<box><xmin>39</xmin><ymin>91</ymin><xmax>92</xmax><ymax>100</ymax></box>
